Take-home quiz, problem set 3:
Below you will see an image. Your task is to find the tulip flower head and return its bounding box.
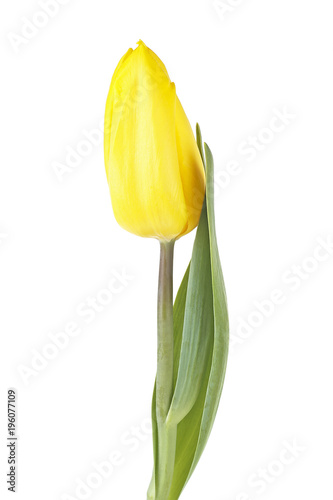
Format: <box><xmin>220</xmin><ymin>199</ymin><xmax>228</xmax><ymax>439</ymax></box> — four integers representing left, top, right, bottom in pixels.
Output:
<box><xmin>104</xmin><ymin>40</ymin><xmax>206</xmax><ymax>241</ymax></box>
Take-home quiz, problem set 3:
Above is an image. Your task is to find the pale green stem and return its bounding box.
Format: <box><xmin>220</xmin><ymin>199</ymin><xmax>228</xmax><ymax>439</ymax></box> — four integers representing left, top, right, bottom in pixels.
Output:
<box><xmin>156</xmin><ymin>241</ymin><xmax>175</xmax><ymax>420</ymax></box>
<box><xmin>152</xmin><ymin>240</ymin><xmax>177</xmax><ymax>500</ymax></box>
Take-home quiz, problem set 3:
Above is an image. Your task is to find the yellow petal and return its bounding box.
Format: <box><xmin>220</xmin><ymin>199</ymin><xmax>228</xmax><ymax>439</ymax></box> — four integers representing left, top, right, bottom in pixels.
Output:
<box><xmin>104</xmin><ymin>42</ymin><xmax>205</xmax><ymax>241</ymax></box>
<box><xmin>104</xmin><ymin>47</ymin><xmax>133</xmax><ymax>169</ymax></box>
<box><xmin>175</xmin><ymin>96</ymin><xmax>206</xmax><ymax>236</ymax></box>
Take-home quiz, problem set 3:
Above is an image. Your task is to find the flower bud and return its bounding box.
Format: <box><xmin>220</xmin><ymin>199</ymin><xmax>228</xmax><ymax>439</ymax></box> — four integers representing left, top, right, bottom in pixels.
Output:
<box><xmin>104</xmin><ymin>40</ymin><xmax>205</xmax><ymax>241</ymax></box>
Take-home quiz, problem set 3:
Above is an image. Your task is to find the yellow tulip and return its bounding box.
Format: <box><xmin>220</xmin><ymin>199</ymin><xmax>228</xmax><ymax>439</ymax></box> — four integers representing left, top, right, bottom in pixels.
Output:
<box><xmin>104</xmin><ymin>40</ymin><xmax>206</xmax><ymax>241</ymax></box>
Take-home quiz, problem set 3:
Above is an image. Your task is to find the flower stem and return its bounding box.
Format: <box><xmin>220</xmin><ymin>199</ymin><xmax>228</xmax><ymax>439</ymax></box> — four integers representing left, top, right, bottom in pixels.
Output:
<box><xmin>157</xmin><ymin>241</ymin><xmax>175</xmax><ymax>420</ymax></box>
<box><xmin>154</xmin><ymin>240</ymin><xmax>177</xmax><ymax>500</ymax></box>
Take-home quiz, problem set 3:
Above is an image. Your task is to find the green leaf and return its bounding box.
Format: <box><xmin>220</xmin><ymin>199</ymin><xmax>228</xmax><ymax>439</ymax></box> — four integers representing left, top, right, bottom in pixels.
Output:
<box><xmin>148</xmin><ymin>266</ymin><xmax>190</xmax><ymax>500</ymax></box>
<box><xmin>148</xmin><ymin>126</ymin><xmax>229</xmax><ymax>500</ymax></box>
<box><xmin>195</xmin><ymin>123</ymin><xmax>205</xmax><ymax>165</ymax></box>
<box><xmin>166</xmin><ymin>201</ymin><xmax>214</xmax><ymax>425</ymax></box>
<box><xmin>167</xmin><ymin>127</ymin><xmax>229</xmax><ymax>499</ymax></box>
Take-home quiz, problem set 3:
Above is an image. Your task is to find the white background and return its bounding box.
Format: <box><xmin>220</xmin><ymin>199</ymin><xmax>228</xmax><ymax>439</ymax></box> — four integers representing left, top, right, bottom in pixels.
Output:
<box><xmin>1</xmin><ymin>0</ymin><xmax>333</xmax><ymax>499</ymax></box>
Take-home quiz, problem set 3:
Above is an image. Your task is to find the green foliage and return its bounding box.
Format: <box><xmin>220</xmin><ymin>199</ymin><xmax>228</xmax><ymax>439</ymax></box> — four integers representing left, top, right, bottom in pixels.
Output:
<box><xmin>150</xmin><ymin>126</ymin><xmax>229</xmax><ymax>499</ymax></box>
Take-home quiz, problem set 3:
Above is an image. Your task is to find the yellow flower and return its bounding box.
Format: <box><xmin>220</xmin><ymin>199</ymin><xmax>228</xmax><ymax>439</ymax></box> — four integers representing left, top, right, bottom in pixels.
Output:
<box><xmin>104</xmin><ymin>40</ymin><xmax>205</xmax><ymax>241</ymax></box>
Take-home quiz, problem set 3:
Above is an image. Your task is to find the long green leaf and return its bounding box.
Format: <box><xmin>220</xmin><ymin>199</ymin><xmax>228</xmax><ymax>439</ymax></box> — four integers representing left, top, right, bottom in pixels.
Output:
<box><xmin>148</xmin><ymin>266</ymin><xmax>190</xmax><ymax>499</ymax></box>
<box><xmin>149</xmin><ymin>126</ymin><xmax>229</xmax><ymax>500</ymax></box>
<box><xmin>167</xmin><ymin>200</ymin><xmax>214</xmax><ymax>425</ymax></box>
<box><xmin>167</xmin><ymin>127</ymin><xmax>229</xmax><ymax>499</ymax></box>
